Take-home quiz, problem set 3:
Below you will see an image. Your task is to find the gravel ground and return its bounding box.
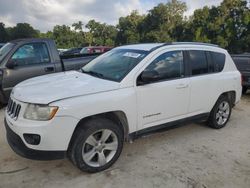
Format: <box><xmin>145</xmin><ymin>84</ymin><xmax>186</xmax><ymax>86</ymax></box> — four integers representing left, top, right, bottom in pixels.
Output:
<box><xmin>0</xmin><ymin>95</ymin><xmax>250</xmax><ymax>188</ymax></box>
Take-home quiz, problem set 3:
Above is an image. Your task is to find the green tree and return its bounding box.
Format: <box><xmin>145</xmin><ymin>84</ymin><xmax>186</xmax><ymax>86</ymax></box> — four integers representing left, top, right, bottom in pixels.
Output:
<box><xmin>10</xmin><ymin>23</ymin><xmax>39</xmax><ymax>40</ymax></box>
<box><xmin>72</xmin><ymin>21</ymin><xmax>83</xmax><ymax>32</ymax></box>
<box><xmin>185</xmin><ymin>0</ymin><xmax>250</xmax><ymax>53</ymax></box>
<box><xmin>86</xmin><ymin>20</ymin><xmax>117</xmax><ymax>46</ymax></box>
<box><xmin>218</xmin><ymin>0</ymin><xmax>250</xmax><ymax>53</ymax></box>
<box><xmin>116</xmin><ymin>10</ymin><xmax>144</xmax><ymax>45</ymax></box>
<box><xmin>0</xmin><ymin>22</ymin><xmax>8</xmax><ymax>42</ymax></box>
<box><xmin>141</xmin><ymin>0</ymin><xmax>187</xmax><ymax>42</ymax></box>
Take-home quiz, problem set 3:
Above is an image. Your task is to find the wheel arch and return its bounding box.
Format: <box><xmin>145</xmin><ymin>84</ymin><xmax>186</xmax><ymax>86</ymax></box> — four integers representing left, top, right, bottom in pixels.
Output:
<box><xmin>220</xmin><ymin>90</ymin><xmax>236</xmax><ymax>106</ymax></box>
<box><xmin>67</xmin><ymin>111</ymin><xmax>130</xmax><ymax>151</ymax></box>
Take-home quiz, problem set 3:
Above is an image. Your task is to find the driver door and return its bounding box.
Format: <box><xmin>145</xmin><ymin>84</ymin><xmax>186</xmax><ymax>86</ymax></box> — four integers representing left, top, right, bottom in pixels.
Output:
<box><xmin>2</xmin><ymin>42</ymin><xmax>56</xmax><ymax>98</ymax></box>
<box><xmin>136</xmin><ymin>50</ymin><xmax>190</xmax><ymax>129</ymax></box>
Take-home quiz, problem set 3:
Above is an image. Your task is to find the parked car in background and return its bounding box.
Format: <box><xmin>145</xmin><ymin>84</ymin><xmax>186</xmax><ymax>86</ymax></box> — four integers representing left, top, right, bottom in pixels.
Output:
<box><xmin>0</xmin><ymin>43</ymin><xmax>5</xmax><ymax>49</ymax></box>
<box><xmin>60</xmin><ymin>47</ymin><xmax>83</xmax><ymax>56</ymax></box>
<box><xmin>0</xmin><ymin>38</ymin><xmax>100</xmax><ymax>104</ymax></box>
<box><xmin>5</xmin><ymin>42</ymin><xmax>241</xmax><ymax>173</ymax></box>
<box><xmin>80</xmin><ymin>46</ymin><xmax>112</xmax><ymax>54</ymax></box>
<box><xmin>231</xmin><ymin>53</ymin><xmax>250</xmax><ymax>94</ymax></box>
<box><xmin>57</xmin><ymin>48</ymin><xmax>68</xmax><ymax>55</ymax></box>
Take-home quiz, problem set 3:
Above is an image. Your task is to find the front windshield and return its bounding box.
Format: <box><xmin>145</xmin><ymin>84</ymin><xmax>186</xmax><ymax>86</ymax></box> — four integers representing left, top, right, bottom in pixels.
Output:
<box><xmin>0</xmin><ymin>43</ymin><xmax>15</xmax><ymax>62</ymax></box>
<box><xmin>81</xmin><ymin>49</ymin><xmax>148</xmax><ymax>82</ymax></box>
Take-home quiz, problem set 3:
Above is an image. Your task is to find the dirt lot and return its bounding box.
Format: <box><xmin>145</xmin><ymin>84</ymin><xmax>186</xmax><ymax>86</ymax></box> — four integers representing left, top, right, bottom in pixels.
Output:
<box><xmin>0</xmin><ymin>95</ymin><xmax>250</xmax><ymax>188</ymax></box>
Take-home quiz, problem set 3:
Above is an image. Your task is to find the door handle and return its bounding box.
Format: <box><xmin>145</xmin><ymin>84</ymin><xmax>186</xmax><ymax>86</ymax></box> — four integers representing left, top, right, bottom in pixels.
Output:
<box><xmin>176</xmin><ymin>83</ymin><xmax>189</xmax><ymax>89</ymax></box>
<box><xmin>44</xmin><ymin>67</ymin><xmax>54</xmax><ymax>72</ymax></box>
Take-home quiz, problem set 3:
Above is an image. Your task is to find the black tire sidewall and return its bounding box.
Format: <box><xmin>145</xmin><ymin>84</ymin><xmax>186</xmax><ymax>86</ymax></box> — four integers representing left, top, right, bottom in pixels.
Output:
<box><xmin>209</xmin><ymin>96</ymin><xmax>232</xmax><ymax>129</ymax></box>
<box><xmin>71</xmin><ymin>118</ymin><xmax>124</xmax><ymax>173</ymax></box>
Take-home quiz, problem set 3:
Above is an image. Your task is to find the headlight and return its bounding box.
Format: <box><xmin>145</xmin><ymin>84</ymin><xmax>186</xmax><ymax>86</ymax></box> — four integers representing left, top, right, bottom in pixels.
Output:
<box><xmin>24</xmin><ymin>104</ymin><xmax>58</xmax><ymax>121</ymax></box>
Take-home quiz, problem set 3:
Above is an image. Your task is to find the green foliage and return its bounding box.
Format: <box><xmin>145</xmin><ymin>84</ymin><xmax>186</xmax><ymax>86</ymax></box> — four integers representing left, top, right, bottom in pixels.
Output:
<box><xmin>116</xmin><ymin>10</ymin><xmax>144</xmax><ymax>44</ymax></box>
<box><xmin>0</xmin><ymin>0</ymin><xmax>249</xmax><ymax>53</ymax></box>
<box><xmin>141</xmin><ymin>0</ymin><xmax>187</xmax><ymax>42</ymax></box>
<box><xmin>9</xmin><ymin>23</ymin><xmax>39</xmax><ymax>39</ymax></box>
<box><xmin>86</xmin><ymin>20</ymin><xmax>117</xmax><ymax>46</ymax></box>
<box><xmin>0</xmin><ymin>23</ymin><xmax>9</xmax><ymax>42</ymax></box>
<box><xmin>0</xmin><ymin>22</ymin><xmax>39</xmax><ymax>42</ymax></box>
<box><xmin>188</xmin><ymin>0</ymin><xmax>250</xmax><ymax>53</ymax></box>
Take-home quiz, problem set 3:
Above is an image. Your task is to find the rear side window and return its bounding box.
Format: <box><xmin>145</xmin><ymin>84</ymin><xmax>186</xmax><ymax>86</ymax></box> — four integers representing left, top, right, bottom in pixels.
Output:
<box><xmin>189</xmin><ymin>50</ymin><xmax>208</xmax><ymax>76</ymax></box>
<box><xmin>211</xmin><ymin>52</ymin><xmax>225</xmax><ymax>72</ymax></box>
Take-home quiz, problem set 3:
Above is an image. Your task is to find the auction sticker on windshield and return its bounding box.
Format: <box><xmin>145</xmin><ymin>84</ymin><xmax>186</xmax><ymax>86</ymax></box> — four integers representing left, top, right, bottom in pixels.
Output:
<box><xmin>123</xmin><ymin>52</ymin><xmax>141</xmax><ymax>58</ymax></box>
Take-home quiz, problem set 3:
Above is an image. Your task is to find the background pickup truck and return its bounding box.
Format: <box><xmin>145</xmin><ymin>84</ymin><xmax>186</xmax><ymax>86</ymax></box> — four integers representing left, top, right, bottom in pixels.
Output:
<box><xmin>231</xmin><ymin>53</ymin><xmax>250</xmax><ymax>94</ymax></box>
<box><xmin>0</xmin><ymin>38</ymin><xmax>100</xmax><ymax>104</ymax></box>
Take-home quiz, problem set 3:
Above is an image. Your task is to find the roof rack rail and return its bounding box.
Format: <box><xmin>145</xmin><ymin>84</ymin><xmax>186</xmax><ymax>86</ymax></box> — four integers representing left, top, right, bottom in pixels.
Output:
<box><xmin>150</xmin><ymin>42</ymin><xmax>219</xmax><ymax>52</ymax></box>
<box><xmin>171</xmin><ymin>42</ymin><xmax>219</xmax><ymax>47</ymax></box>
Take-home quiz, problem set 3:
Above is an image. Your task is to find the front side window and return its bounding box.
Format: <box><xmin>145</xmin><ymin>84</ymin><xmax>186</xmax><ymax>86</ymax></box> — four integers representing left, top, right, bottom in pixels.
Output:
<box><xmin>11</xmin><ymin>43</ymin><xmax>50</xmax><ymax>66</ymax></box>
<box><xmin>82</xmin><ymin>49</ymin><xmax>148</xmax><ymax>82</ymax></box>
<box><xmin>143</xmin><ymin>51</ymin><xmax>184</xmax><ymax>82</ymax></box>
<box><xmin>189</xmin><ymin>50</ymin><xmax>208</xmax><ymax>76</ymax></box>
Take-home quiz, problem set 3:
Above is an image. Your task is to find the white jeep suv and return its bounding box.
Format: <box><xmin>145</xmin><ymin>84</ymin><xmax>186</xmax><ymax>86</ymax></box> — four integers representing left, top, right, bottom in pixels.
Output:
<box><xmin>5</xmin><ymin>42</ymin><xmax>241</xmax><ymax>172</ymax></box>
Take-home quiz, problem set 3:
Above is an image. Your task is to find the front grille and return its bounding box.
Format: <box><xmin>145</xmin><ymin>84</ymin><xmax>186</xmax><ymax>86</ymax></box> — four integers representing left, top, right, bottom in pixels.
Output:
<box><xmin>7</xmin><ymin>98</ymin><xmax>21</xmax><ymax>120</ymax></box>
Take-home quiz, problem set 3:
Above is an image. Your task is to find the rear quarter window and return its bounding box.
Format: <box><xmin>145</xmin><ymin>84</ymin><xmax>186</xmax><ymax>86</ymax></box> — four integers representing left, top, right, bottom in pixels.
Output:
<box><xmin>211</xmin><ymin>52</ymin><xmax>226</xmax><ymax>72</ymax></box>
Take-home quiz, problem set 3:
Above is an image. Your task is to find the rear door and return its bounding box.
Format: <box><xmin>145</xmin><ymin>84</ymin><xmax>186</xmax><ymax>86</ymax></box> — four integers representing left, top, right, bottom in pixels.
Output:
<box><xmin>187</xmin><ymin>50</ymin><xmax>225</xmax><ymax>114</ymax></box>
<box><xmin>2</xmin><ymin>42</ymin><xmax>56</xmax><ymax>97</ymax></box>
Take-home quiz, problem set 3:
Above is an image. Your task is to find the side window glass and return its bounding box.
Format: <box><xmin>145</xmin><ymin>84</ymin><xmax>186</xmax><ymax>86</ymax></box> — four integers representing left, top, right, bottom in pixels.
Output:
<box><xmin>211</xmin><ymin>52</ymin><xmax>226</xmax><ymax>72</ymax></box>
<box><xmin>189</xmin><ymin>50</ymin><xmax>208</xmax><ymax>75</ymax></box>
<box><xmin>144</xmin><ymin>51</ymin><xmax>184</xmax><ymax>81</ymax></box>
<box><xmin>11</xmin><ymin>43</ymin><xmax>50</xmax><ymax>66</ymax></box>
<box><xmin>206</xmin><ymin>51</ymin><xmax>214</xmax><ymax>73</ymax></box>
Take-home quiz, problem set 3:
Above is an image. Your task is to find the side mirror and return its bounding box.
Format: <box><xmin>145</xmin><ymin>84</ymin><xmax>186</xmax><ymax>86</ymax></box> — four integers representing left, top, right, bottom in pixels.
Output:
<box><xmin>6</xmin><ymin>60</ymin><xmax>17</xmax><ymax>69</ymax></box>
<box><xmin>138</xmin><ymin>70</ymin><xmax>160</xmax><ymax>85</ymax></box>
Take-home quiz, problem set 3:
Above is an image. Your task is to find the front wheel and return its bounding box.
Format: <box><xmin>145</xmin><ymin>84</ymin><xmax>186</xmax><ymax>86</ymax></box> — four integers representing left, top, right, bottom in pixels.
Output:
<box><xmin>68</xmin><ymin>118</ymin><xmax>124</xmax><ymax>173</ymax></box>
<box><xmin>207</xmin><ymin>96</ymin><xmax>232</xmax><ymax>129</ymax></box>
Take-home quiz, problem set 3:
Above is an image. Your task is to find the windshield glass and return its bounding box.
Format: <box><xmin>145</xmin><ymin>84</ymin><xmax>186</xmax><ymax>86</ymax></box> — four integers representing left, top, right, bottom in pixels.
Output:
<box><xmin>0</xmin><ymin>43</ymin><xmax>15</xmax><ymax>62</ymax></box>
<box><xmin>81</xmin><ymin>49</ymin><xmax>148</xmax><ymax>82</ymax></box>
<box><xmin>80</xmin><ymin>47</ymin><xmax>89</xmax><ymax>54</ymax></box>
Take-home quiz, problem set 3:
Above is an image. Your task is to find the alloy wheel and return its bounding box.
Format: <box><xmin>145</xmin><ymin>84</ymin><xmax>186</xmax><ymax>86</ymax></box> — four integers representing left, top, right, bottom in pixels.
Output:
<box><xmin>82</xmin><ymin>129</ymin><xmax>118</xmax><ymax>167</ymax></box>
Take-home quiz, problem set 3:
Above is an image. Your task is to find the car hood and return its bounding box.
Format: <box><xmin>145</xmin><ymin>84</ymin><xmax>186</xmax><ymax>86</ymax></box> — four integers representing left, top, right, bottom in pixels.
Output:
<box><xmin>12</xmin><ymin>71</ymin><xmax>120</xmax><ymax>104</ymax></box>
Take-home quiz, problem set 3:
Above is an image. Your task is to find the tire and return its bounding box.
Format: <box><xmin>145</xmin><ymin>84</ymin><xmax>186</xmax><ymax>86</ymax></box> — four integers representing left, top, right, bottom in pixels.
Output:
<box><xmin>68</xmin><ymin>118</ymin><xmax>124</xmax><ymax>173</ymax></box>
<box><xmin>242</xmin><ymin>86</ymin><xmax>248</xmax><ymax>94</ymax></box>
<box><xmin>207</xmin><ymin>95</ymin><xmax>232</xmax><ymax>129</ymax></box>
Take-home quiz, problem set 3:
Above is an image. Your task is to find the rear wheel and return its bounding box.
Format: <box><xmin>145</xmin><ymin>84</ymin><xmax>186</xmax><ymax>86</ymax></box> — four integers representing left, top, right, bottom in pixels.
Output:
<box><xmin>207</xmin><ymin>96</ymin><xmax>232</xmax><ymax>129</ymax></box>
<box><xmin>68</xmin><ymin>118</ymin><xmax>124</xmax><ymax>173</ymax></box>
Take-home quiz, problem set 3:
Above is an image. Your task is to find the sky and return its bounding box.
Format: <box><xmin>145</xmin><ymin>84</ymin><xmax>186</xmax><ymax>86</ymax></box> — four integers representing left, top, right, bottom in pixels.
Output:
<box><xmin>0</xmin><ymin>0</ymin><xmax>223</xmax><ymax>32</ymax></box>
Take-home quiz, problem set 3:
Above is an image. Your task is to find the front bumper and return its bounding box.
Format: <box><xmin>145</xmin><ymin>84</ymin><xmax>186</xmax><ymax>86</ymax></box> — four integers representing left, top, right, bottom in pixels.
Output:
<box><xmin>5</xmin><ymin>118</ymin><xmax>66</xmax><ymax>160</ymax></box>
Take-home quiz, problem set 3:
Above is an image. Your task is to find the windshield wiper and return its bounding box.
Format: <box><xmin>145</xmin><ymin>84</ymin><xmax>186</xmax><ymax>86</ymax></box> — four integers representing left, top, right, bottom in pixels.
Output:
<box><xmin>82</xmin><ymin>69</ymin><xmax>105</xmax><ymax>79</ymax></box>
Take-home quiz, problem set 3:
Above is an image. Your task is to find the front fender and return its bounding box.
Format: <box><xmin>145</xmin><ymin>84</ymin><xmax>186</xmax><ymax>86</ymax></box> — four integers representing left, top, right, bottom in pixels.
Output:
<box><xmin>51</xmin><ymin>87</ymin><xmax>138</xmax><ymax>133</ymax></box>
